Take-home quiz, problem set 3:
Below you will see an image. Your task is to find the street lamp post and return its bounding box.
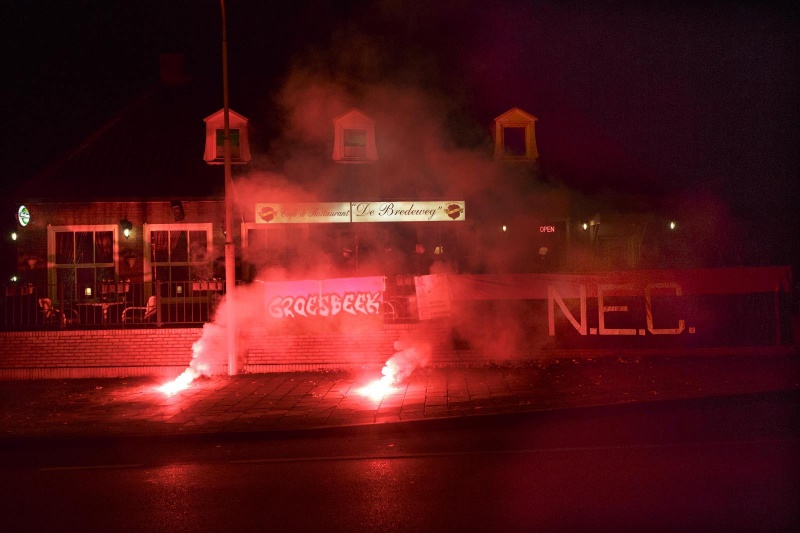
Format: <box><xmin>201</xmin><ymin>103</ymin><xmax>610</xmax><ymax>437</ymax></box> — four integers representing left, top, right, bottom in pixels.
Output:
<box><xmin>220</xmin><ymin>0</ymin><xmax>237</xmax><ymax>375</ymax></box>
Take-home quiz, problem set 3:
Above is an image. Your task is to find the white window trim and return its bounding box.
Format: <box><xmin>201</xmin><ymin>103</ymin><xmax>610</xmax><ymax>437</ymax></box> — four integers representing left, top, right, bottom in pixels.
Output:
<box><xmin>143</xmin><ymin>223</ymin><xmax>215</xmax><ymax>284</ymax></box>
<box><xmin>46</xmin><ymin>224</ymin><xmax>120</xmax><ymax>296</ymax></box>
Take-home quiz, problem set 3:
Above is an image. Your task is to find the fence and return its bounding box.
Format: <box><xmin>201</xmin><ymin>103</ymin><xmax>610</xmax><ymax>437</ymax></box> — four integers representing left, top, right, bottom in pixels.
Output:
<box><xmin>1</xmin><ymin>280</ymin><xmax>223</xmax><ymax>329</ymax></box>
<box><xmin>1</xmin><ymin>277</ymin><xmax>420</xmax><ymax>330</ymax></box>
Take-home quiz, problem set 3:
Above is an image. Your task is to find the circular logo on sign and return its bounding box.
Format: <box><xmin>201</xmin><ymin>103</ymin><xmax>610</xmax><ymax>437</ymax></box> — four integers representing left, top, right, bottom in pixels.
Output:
<box><xmin>258</xmin><ymin>205</ymin><xmax>276</xmax><ymax>223</ymax></box>
<box><xmin>446</xmin><ymin>204</ymin><xmax>463</xmax><ymax>220</ymax></box>
<box><xmin>17</xmin><ymin>205</ymin><xmax>30</xmax><ymax>227</ymax></box>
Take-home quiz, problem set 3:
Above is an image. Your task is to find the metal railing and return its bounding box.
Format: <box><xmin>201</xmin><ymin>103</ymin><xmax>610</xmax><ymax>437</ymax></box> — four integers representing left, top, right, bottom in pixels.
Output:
<box><xmin>1</xmin><ymin>276</ymin><xmax>421</xmax><ymax>330</ymax></box>
<box><xmin>1</xmin><ymin>280</ymin><xmax>224</xmax><ymax>330</ymax></box>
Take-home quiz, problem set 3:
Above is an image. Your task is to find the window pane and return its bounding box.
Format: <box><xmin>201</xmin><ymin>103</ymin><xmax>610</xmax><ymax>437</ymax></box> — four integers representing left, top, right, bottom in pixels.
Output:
<box><xmin>152</xmin><ymin>231</ymin><xmax>169</xmax><ymax>262</ymax></box>
<box><xmin>171</xmin><ymin>266</ymin><xmax>190</xmax><ymax>282</ymax></box>
<box><xmin>189</xmin><ymin>231</ymin><xmax>208</xmax><ymax>262</ymax></box>
<box><xmin>75</xmin><ymin>232</ymin><xmax>93</xmax><ymax>264</ymax></box>
<box><xmin>56</xmin><ymin>233</ymin><xmax>75</xmax><ymax>264</ymax></box>
<box><xmin>57</xmin><ymin>269</ymin><xmax>76</xmax><ymax>301</ymax></box>
<box><xmin>216</xmin><ymin>129</ymin><xmax>240</xmax><ymax>147</ymax></box>
<box><xmin>344</xmin><ymin>129</ymin><xmax>366</xmax><ymax>146</ymax></box>
<box><xmin>77</xmin><ymin>267</ymin><xmax>95</xmax><ymax>299</ymax></box>
<box><xmin>503</xmin><ymin>127</ymin><xmax>526</xmax><ymax>156</ymax></box>
<box><xmin>170</xmin><ymin>231</ymin><xmax>189</xmax><ymax>262</ymax></box>
<box><xmin>154</xmin><ymin>266</ymin><xmax>169</xmax><ymax>283</ymax></box>
<box><xmin>95</xmin><ymin>231</ymin><xmax>113</xmax><ymax>263</ymax></box>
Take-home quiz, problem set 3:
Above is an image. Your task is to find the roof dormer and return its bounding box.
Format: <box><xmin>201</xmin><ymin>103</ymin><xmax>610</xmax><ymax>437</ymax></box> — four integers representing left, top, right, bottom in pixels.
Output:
<box><xmin>203</xmin><ymin>108</ymin><xmax>251</xmax><ymax>165</ymax></box>
<box><xmin>493</xmin><ymin>107</ymin><xmax>539</xmax><ymax>162</ymax></box>
<box><xmin>332</xmin><ymin>108</ymin><xmax>378</xmax><ymax>163</ymax></box>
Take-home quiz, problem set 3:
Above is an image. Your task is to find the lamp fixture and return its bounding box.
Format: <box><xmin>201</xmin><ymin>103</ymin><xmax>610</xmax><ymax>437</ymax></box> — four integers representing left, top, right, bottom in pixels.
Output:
<box><xmin>120</xmin><ymin>217</ymin><xmax>133</xmax><ymax>239</ymax></box>
<box><xmin>171</xmin><ymin>200</ymin><xmax>185</xmax><ymax>221</ymax></box>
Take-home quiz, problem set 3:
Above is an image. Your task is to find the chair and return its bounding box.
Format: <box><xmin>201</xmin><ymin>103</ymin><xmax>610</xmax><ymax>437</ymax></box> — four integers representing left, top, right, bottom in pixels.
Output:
<box><xmin>38</xmin><ymin>298</ymin><xmax>66</xmax><ymax>327</ymax></box>
<box><xmin>122</xmin><ymin>295</ymin><xmax>157</xmax><ymax>323</ymax></box>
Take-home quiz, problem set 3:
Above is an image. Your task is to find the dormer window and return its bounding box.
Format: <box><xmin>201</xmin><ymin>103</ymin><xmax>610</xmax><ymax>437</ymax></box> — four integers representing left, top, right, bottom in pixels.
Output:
<box><xmin>493</xmin><ymin>107</ymin><xmax>539</xmax><ymax>162</ymax></box>
<box><xmin>203</xmin><ymin>108</ymin><xmax>251</xmax><ymax>164</ymax></box>
<box><xmin>333</xmin><ymin>108</ymin><xmax>378</xmax><ymax>163</ymax></box>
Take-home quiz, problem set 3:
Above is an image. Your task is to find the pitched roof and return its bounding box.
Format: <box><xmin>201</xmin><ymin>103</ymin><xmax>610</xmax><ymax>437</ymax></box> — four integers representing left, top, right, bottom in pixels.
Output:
<box><xmin>15</xmin><ymin>78</ymin><xmax>229</xmax><ymax>202</ymax></box>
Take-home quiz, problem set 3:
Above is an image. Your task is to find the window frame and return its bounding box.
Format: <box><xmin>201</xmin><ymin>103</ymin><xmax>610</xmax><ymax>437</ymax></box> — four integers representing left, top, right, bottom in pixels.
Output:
<box><xmin>46</xmin><ymin>224</ymin><xmax>120</xmax><ymax>303</ymax></box>
<box><xmin>143</xmin><ymin>222</ymin><xmax>215</xmax><ymax>299</ymax></box>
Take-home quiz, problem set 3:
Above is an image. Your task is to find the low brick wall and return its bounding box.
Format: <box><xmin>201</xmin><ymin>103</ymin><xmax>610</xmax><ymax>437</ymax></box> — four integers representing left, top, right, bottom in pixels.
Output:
<box><xmin>0</xmin><ymin>321</ymin><xmax>461</xmax><ymax>380</ymax></box>
<box><xmin>5</xmin><ymin>321</ymin><xmax>787</xmax><ymax>380</ymax></box>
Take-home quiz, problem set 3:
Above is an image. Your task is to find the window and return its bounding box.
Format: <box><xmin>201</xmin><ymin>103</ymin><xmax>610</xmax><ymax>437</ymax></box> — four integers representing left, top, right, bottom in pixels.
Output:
<box><xmin>47</xmin><ymin>225</ymin><xmax>118</xmax><ymax>302</ymax></box>
<box><xmin>203</xmin><ymin>108</ymin><xmax>251</xmax><ymax>164</ymax></box>
<box><xmin>493</xmin><ymin>108</ymin><xmax>539</xmax><ymax>161</ymax></box>
<box><xmin>502</xmin><ymin>127</ymin><xmax>527</xmax><ymax>156</ymax></box>
<box><xmin>144</xmin><ymin>224</ymin><xmax>214</xmax><ymax>297</ymax></box>
<box><xmin>332</xmin><ymin>109</ymin><xmax>378</xmax><ymax>162</ymax></box>
<box><xmin>215</xmin><ymin>128</ymin><xmax>240</xmax><ymax>159</ymax></box>
<box><xmin>343</xmin><ymin>128</ymin><xmax>367</xmax><ymax>159</ymax></box>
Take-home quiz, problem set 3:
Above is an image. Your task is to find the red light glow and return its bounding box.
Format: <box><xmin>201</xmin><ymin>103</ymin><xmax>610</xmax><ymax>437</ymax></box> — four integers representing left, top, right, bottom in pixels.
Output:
<box><xmin>358</xmin><ymin>364</ymin><xmax>399</xmax><ymax>401</ymax></box>
<box><xmin>358</xmin><ymin>375</ymin><xmax>396</xmax><ymax>401</ymax></box>
<box><xmin>157</xmin><ymin>368</ymin><xmax>198</xmax><ymax>396</ymax></box>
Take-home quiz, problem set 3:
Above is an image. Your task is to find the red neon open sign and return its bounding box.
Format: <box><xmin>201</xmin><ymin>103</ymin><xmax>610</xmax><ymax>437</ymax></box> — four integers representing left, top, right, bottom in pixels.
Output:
<box><xmin>539</xmin><ymin>225</ymin><xmax>556</xmax><ymax>233</ymax></box>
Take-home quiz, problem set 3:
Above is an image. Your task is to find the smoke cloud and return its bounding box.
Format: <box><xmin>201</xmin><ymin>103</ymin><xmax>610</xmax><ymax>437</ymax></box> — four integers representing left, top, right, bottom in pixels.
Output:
<box><xmin>175</xmin><ymin>0</ymin><xmax>757</xmax><ymax>381</ymax></box>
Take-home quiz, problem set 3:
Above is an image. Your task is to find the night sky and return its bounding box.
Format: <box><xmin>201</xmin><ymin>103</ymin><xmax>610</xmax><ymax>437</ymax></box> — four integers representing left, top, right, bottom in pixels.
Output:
<box><xmin>3</xmin><ymin>0</ymin><xmax>798</xmax><ymax>268</ymax></box>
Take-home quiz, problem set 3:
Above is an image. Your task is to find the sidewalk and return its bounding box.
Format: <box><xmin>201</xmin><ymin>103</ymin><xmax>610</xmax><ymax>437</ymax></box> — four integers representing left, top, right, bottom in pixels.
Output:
<box><xmin>1</xmin><ymin>354</ymin><xmax>799</xmax><ymax>442</ymax></box>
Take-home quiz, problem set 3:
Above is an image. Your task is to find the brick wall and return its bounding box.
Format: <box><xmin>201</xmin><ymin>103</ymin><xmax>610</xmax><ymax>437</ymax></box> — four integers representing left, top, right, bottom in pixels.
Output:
<box><xmin>0</xmin><ymin>321</ymin><xmax>462</xmax><ymax>380</ymax></box>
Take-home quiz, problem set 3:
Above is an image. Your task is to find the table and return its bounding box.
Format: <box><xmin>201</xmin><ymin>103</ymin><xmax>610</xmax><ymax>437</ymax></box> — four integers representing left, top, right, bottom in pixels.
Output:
<box><xmin>76</xmin><ymin>300</ymin><xmax>126</xmax><ymax>325</ymax></box>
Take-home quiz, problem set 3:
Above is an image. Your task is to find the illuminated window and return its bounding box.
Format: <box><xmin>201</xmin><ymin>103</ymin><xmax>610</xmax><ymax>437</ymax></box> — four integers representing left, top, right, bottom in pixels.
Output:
<box><xmin>47</xmin><ymin>225</ymin><xmax>118</xmax><ymax>302</ymax></box>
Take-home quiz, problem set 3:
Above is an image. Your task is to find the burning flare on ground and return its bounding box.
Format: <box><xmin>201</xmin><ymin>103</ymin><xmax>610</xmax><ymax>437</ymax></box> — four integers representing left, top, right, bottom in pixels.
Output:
<box><xmin>358</xmin><ymin>339</ymin><xmax>431</xmax><ymax>401</ymax></box>
<box><xmin>156</xmin><ymin>322</ymin><xmax>222</xmax><ymax>396</ymax></box>
<box><xmin>358</xmin><ymin>364</ymin><xmax>399</xmax><ymax>401</ymax></box>
<box><xmin>157</xmin><ymin>367</ymin><xmax>200</xmax><ymax>396</ymax></box>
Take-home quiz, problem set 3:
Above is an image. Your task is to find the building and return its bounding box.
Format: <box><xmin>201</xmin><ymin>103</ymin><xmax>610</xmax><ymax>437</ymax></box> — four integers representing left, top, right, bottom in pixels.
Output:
<box><xmin>5</xmin><ymin>54</ymin><xmax>685</xmax><ymax>327</ymax></box>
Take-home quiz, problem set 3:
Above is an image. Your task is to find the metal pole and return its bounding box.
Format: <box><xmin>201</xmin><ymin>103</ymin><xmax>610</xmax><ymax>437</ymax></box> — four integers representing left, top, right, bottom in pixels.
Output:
<box><xmin>221</xmin><ymin>0</ymin><xmax>237</xmax><ymax>375</ymax></box>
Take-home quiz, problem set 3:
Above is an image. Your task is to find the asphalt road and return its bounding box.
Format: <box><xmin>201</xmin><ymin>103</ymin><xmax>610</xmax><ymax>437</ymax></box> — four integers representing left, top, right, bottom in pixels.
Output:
<box><xmin>1</xmin><ymin>391</ymin><xmax>798</xmax><ymax>532</ymax></box>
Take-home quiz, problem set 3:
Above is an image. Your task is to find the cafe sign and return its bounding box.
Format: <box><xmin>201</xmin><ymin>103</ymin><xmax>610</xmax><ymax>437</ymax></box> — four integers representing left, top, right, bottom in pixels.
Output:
<box><xmin>256</xmin><ymin>202</ymin><xmax>351</xmax><ymax>224</ymax></box>
<box><xmin>255</xmin><ymin>201</ymin><xmax>465</xmax><ymax>224</ymax></box>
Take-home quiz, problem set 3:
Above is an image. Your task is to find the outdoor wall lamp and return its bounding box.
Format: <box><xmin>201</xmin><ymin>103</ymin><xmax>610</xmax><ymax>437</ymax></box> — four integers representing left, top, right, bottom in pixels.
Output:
<box><xmin>120</xmin><ymin>218</ymin><xmax>133</xmax><ymax>239</ymax></box>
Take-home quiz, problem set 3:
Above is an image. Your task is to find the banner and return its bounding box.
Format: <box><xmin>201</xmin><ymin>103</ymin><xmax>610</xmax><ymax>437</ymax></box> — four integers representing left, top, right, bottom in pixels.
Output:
<box><xmin>351</xmin><ymin>201</ymin><xmax>465</xmax><ymax>222</ymax></box>
<box><xmin>254</xmin><ymin>201</ymin><xmax>466</xmax><ymax>224</ymax></box>
<box><xmin>263</xmin><ymin>276</ymin><xmax>384</xmax><ymax>320</ymax></box>
<box><xmin>415</xmin><ymin>274</ymin><xmax>452</xmax><ymax>320</ymax></box>
<box><xmin>255</xmin><ymin>203</ymin><xmax>352</xmax><ymax>224</ymax></box>
<box><xmin>446</xmin><ymin>267</ymin><xmax>793</xmax><ymax>349</ymax></box>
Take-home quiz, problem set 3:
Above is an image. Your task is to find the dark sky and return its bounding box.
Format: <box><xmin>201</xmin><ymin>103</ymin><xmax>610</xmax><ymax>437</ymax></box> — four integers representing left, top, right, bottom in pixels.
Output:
<box><xmin>3</xmin><ymin>0</ymin><xmax>798</xmax><ymax>264</ymax></box>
